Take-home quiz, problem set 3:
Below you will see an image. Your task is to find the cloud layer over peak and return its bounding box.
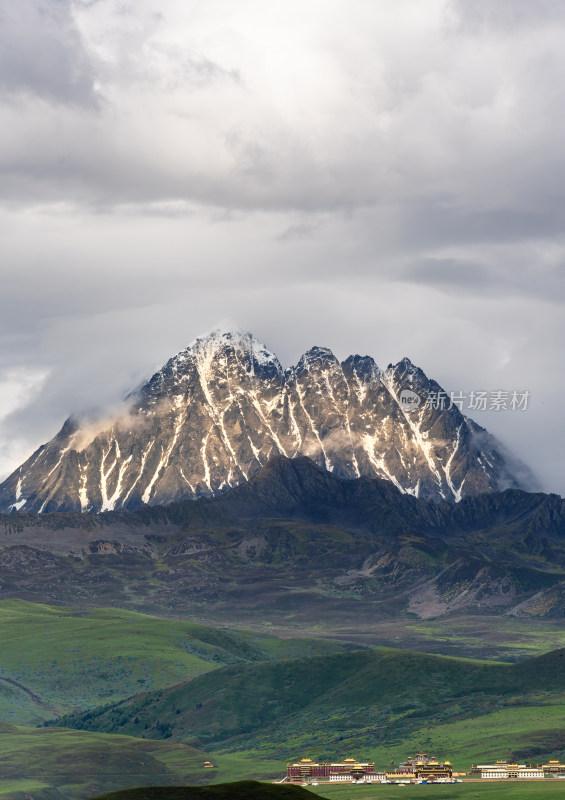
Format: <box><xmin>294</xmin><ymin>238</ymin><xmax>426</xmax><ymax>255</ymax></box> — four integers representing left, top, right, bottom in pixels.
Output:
<box><xmin>0</xmin><ymin>0</ymin><xmax>563</xmax><ymax>496</ymax></box>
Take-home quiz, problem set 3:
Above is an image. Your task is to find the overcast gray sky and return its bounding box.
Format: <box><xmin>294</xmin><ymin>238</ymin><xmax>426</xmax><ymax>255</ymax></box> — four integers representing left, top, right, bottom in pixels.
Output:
<box><xmin>0</xmin><ymin>0</ymin><xmax>564</xmax><ymax>495</ymax></box>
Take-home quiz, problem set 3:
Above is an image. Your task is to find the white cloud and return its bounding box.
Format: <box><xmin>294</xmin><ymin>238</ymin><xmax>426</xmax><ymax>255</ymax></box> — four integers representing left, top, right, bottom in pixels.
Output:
<box><xmin>0</xmin><ymin>0</ymin><xmax>97</xmax><ymax>105</ymax></box>
<box><xmin>0</xmin><ymin>368</ymin><xmax>48</xmax><ymax>481</ymax></box>
<box><xmin>446</xmin><ymin>0</ymin><xmax>565</xmax><ymax>35</ymax></box>
<box><xmin>0</xmin><ymin>0</ymin><xmax>563</xmax><ymax>495</ymax></box>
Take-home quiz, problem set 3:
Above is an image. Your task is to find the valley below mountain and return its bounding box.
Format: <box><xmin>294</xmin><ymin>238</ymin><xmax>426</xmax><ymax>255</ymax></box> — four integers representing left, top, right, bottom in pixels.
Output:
<box><xmin>2</xmin><ymin>455</ymin><xmax>565</xmax><ymax>799</ymax></box>
<box><xmin>3</xmin><ymin>598</ymin><xmax>565</xmax><ymax>800</ymax></box>
<box><xmin>0</xmin><ymin>332</ymin><xmax>562</xmax><ymax>800</ymax></box>
<box><xmin>48</xmin><ymin>645</ymin><xmax>565</xmax><ymax>762</ymax></box>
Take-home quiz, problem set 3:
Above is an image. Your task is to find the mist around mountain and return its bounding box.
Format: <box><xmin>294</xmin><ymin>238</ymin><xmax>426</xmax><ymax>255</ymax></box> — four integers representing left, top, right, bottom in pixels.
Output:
<box><xmin>0</xmin><ymin>330</ymin><xmax>537</xmax><ymax>514</ymax></box>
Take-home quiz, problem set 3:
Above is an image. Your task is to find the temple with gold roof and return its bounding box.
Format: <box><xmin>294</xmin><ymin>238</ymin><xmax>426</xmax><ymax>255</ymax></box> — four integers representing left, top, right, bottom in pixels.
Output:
<box><xmin>396</xmin><ymin>752</ymin><xmax>453</xmax><ymax>781</ymax></box>
<box><xmin>543</xmin><ymin>759</ymin><xmax>565</xmax><ymax>776</ymax></box>
<box><xmin>286</xmin><ymin>757</ymin><xmax>384</xmax><ymax>782</ymax></box>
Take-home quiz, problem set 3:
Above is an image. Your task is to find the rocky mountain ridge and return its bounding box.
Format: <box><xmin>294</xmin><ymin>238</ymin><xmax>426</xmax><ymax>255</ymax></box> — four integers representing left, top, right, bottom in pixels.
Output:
<box><xmin>1</xmin><ymin>456</ymin><xmax>565</xmax><ymax>624</ymax></box>
<box><xmin>0</xmin><ymin>329</ymin><xmax>533</xmax><ymax>513</ymax></box>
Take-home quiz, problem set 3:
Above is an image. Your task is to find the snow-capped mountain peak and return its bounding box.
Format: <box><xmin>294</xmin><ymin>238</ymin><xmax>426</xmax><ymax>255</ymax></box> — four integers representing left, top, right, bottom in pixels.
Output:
<box><xmin>0</xmin><ymin>330</ymin><xmax>535</xmax><ymax>513</ymax></box>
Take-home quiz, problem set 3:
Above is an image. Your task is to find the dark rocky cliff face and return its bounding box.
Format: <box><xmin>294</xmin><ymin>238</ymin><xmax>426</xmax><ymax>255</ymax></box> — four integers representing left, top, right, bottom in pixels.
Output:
<box><xmin>0</xmin><ymin>456</ymin><xmax>563</xmax><ymax>622</ymax></box>
<box><xmin>0</xmin><ymin>330</ymin><xmax>534</xmax><ymax>513</ymax></box>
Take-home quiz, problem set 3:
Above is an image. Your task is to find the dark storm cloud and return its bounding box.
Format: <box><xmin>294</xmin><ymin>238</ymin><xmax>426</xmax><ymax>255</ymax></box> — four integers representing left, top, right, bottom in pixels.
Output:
<box><xmin>0</xmin><ymin>0</ymin><xmax>97</xmax><ymax>106</ymax></box>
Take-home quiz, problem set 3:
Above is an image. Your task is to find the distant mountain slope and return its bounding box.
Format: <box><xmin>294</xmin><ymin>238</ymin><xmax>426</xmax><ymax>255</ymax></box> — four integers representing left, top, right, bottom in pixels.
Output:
<box><xmin>0</xmin><ymin>329</ymin><xmax>534</xmax><ymax>512</ymax></box>
<box><xmin>1</xmin><ymin>457</ymin><xmax>564</xmax><ymax>623</ymax></box>
<box><xmin>49</xmin><ymin>646</ymin><xmax>565</xmax><ymax>758</ymax></box>
<box><xmin>0</xmin><ymin>599</ymin><xmax>357</xmax><ymax>726</ymax></box>
<box><xmin>0</xmin><ymin>723</ymin><xmax>245</xmax><ymax>800</ymax></box>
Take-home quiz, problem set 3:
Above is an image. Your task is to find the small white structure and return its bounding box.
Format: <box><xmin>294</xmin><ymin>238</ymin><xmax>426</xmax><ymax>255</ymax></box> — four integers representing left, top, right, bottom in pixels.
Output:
<box><xmin>474</xmin><ymin>762</ymin><xmax>544</xmax><ymax>779</ymax></box>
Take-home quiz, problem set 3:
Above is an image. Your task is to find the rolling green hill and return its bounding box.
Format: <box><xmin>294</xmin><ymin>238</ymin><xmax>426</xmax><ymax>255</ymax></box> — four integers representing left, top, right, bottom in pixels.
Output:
<box><xmin>5</xmin><ymin>647</ymin><xmax>565</xmax><ymax>798</ymax></box>
<box><xmin>0</xmin><ymin>724</ymin><xmax>283</xmax><ymax>800</ymax></box>
<box><xmin>0</xmin><ymin>600</ymin><xmax>361</xmax><ymax>725</ymax></box>
<box><xmin>49</xmin><ymin>647</ymin><xmax>565</xmax><ymax>760</ymax></box>
<box><xmin>312</xmin><ymin>784</ymin><xmax>565</xmax><ymax>800</ymax></box>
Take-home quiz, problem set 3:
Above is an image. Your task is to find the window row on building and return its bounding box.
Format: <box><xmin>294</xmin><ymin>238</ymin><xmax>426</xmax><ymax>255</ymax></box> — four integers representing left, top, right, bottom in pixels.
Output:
<box><xmin>471</xmin><ymin>759</ymin><xmax>565</xmax><ymax>779</ymax></box>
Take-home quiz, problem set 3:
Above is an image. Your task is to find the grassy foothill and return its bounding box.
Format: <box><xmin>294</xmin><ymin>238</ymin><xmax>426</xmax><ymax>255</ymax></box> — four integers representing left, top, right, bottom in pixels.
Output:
<box><xmin>312</xmin><ymin>781</ymin><xmax>565</xmax><ymax>799</ymax></box>
<box><xmin>3</xmin><ymin>603</ymin><xmax>565</xmax><ymax>798</ymax></box>
<box><xmin>0</xmin><ymin>780</ymin><xmax>49</xmax><ymax>798</ymax></box>
<box><xmin>51</xmin><ymin>645</ymin><xmax>565</xmax><ymax>763</ymax></box>
<box><xmin>0</xmin><ymin>599</ymin><xmax>354</xmax><ymax>724</ymax></box>
<box><xmin>0</xmin><ymin>724</ymin><xmax>283</xmax><ymax>799</ymax></box>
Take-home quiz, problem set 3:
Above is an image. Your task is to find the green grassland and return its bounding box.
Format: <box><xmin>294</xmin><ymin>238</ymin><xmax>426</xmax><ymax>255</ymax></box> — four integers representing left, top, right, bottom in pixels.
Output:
<box><xmin>307</xmin><ymin>703</ymin><xmax>565</xmax><ymax>770</ymax></box>
<box><xmin>0</xmin><ymin>600</ymin><xmax>358</xmax><ymax>724</ymax></box>
<box><xmin>52</xmin><ymin>647</ymin><xmax>565</xmax><ymax>760</ymax></box>
<box><xmin>4</xmin><ymin>677</ymin><xmax>565</xmax><ymax>797</ymax></box>
<box><xmin>373</xmin><ymin>703</ymin><xmax>565</xmax><ymax>764</ymax></box>
<box><xmin>0</xmin><ymin>724</ymin><xmax>284</xmax><ymax>799</ymax></box>
<box><xmin>312</xmin><ymin>782</ymin><xmax>565</xmax><ymax>800</ymax></box>
<box><xmin>4</xmin><ymin>602</ymin><xmax>565</xmax><ymax>798</ymax></box>
<box><xmin>362</xmin><ymin>614</ymin><xmax>565</xmax><ymax>662</ymax></box>
<box><xmin>0</xmin><ymin>781</ymin><xmax>49</xmax><ymax>799</ymax></box>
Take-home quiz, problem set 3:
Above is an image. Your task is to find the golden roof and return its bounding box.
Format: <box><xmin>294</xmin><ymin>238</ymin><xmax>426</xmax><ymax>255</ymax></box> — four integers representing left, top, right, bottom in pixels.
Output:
<box><xmin>300</xmin><ymin>758</ymin><xmax>314</xmax><ymax>763</ymax></box>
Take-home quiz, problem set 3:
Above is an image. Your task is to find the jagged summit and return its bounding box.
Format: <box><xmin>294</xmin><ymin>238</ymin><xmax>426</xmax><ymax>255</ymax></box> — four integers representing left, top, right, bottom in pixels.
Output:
<box><xmin>0</xmin><ymin>329</ymin><xmax>535</xmax><ymax>513</ymax></box>
<box><xmin>178</xmin><ymin>329</ymin><xmax>281</xmax><ymax>370</ymax></box>
<box><xmin>140</xmin><ymin>329</ymin><xmax>283</xmax><ymax>403</ymax></box>
<box><xmin>295</xmin><ymin>346</ymin><xmax>339</xmax><ymax>366</ymax></box>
